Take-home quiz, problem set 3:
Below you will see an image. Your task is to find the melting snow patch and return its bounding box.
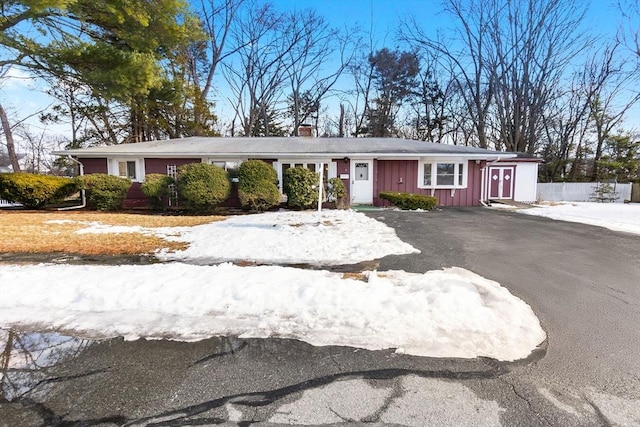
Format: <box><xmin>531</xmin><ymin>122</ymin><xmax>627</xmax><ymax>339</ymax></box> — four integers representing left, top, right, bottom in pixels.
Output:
<box><xmin>153</xmin><ymin>210</ymin><xmax>420</xmax><ymax>265</ymax></box>
<box><xmin>0</xmin><ymin>263</ymin><xmax>545</xmax><ymax>361</ymax></box>
<box><xmin>512</xmin><ymin>202</ymin><xmax>640</xmax><ymax>235</ymax></box>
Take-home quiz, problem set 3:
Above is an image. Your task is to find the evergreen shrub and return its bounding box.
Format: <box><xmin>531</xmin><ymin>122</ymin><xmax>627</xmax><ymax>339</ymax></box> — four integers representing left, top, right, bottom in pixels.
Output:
<box><xmin>283</xmin><ymin>167</ymin><xmax>319</xmax><ymax>209</ymax></box>
<box><xmin>237</xmin><ymin>160</ymin><xmax>281</xmax><ymax>211</ymax></box>
<box><xmin>177</xmin><ymin>163</ymin><xmax>230</xmax><ymax>212</ymax></box>
<box><xmin>326</xmin><ymin>177</ymin><xmax>347</xmax><ymax>208</ymax></box>
<box><xmin>0</xmin><ymin>173</ymin><xmax>81</xmax><ymax>209</ymax></box>
<box><xmin>379</xmin><ymin>191</ymin><xmax>438</xmax><ymax>210</ymax></box>
<box><xmin>141</xmin><ymin>173</ymin><xmax>174</xmax><ymax>210</ymax></box>
<box><xmin>79</xmin><ymin>174</ymin><xmax>131</xmax><ymax>211</ymax></box>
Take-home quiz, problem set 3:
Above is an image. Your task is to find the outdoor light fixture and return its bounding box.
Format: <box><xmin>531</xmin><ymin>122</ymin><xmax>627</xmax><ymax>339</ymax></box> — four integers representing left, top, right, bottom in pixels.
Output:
<box><xmin>343</xmin><ymin>157</ymin><xmax>349</xmax><ymax>163</ymax></box>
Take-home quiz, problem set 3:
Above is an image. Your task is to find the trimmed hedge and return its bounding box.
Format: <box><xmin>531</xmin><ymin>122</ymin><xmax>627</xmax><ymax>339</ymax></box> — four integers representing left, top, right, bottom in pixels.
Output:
<box><xmin>379</xmin><ymin>191</ymin><xmax>438</xmax><ymax>210</ymax></box>
<box><xmin>0</xmin><ymin>173</ymin><xmax>81</xmax><ymax>209</ymax></box>
<box><xmin>237</xmin><ymin>160</ymin><xmax>281</xmax><ymax>212</ymax></box>
<box><xmin>79</xmin><ymin>174</ymin><xmax>132</xmax><ymax>211</ymax></box>
<box><xmin>177</xmin><ymin>163</ymin><xmax>230</xmax><ymax>212</ymax></box>
<box><xmin>284</xmin><ymin>167</ymin><xmax>319</xmax><ymax>209</ymax></box>
<box><xmin>141</xmin><ymin>173</ymin><xmax>175</xmax><ymax>210</ymax></box>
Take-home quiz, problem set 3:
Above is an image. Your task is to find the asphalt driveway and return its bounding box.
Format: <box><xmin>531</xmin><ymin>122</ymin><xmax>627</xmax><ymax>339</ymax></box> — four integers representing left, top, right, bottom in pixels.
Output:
<box><xmin>368</xmin><ymin>207</ymin><xmax>640</xmax><ymax>425</ymax></box>
<box><xmin>1</xmin><ymin>207</ymin><xmax>639</xmax><ymax>426</ymax></box>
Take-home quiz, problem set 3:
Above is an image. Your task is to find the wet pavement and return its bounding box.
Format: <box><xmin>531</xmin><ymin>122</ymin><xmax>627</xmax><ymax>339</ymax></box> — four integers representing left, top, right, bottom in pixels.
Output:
<box><xmin>1</xmin><ymin>328</ymin><xmax>544</xmax><ymax>426</ymax></box>
<box><xmin>1</xmin><ymin>207</ymin><xmax>639</xmax><ymax>426</ymax></box>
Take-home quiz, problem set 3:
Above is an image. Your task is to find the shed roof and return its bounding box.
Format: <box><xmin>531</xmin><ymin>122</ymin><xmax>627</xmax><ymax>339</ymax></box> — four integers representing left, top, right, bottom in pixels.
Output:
<box><xmin>53</xmin><ymin>136</ymin><xmax>518</xmax><ymax>160</ymax></box>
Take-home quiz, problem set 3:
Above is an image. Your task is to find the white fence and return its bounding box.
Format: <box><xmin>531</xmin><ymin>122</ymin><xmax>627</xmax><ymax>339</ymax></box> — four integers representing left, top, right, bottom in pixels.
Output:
<box><xmin>0</xmin><ymin>199</ymin><xmax>22</xmax><ymax>208</ymax></box>
<box><xmin>537</xmin><ymin>182</ymin><xmax>633</xmax><ymax>203</ymax></box>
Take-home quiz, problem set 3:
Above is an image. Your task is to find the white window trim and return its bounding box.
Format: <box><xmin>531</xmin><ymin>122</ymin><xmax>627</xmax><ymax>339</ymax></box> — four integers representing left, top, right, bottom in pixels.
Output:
<box><xmin>206</xmin><ymin>158</ymin><xmax>244</xmax><ymax>182</ymax></box>
<box><xmin>205</xmin><ymin>158</ymin><xmax>244</xmax><ymax>169</ymax></box>
<box><xmin>418</xmin><ymin>158</ymin><xmax>468</xmax><ymax>189</ymax></box>
<box><xmin>274</xmin><ymin>159</ymin><xmax>335</xmax><ymax>193</ymax></box>
<box><xmin>107</xmin><ymin>158</ymin><xmax>145</xmax><ymax>182</ymax></box>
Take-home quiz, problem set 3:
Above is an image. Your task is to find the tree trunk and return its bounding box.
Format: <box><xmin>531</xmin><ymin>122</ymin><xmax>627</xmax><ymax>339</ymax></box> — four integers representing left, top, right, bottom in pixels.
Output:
<box><xmin>0</xmin><ymin>103</ymin><xmax>21</xmax><ymax>172</ymax></box>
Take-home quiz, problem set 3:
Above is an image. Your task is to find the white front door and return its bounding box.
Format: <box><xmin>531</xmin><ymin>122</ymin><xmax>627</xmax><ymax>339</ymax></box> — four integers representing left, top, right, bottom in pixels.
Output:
<box><xmin>350</xmin><ymin>160</ymin><xmax>373</xmax><ymax>204</ymax></box>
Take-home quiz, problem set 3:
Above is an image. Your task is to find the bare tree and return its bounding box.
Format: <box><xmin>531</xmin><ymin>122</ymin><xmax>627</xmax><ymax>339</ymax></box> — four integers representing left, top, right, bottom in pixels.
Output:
<box><xmin>346</xmin><ymin>52</ymin><xmax>376</xmax><ymax>137</ymax></box>
<box><xmin>405</xmin><ymin>53</ymin><xmax>453</xmax><ymax>142</ymax></box>
<box><xmin>0</xmin><ymin>67</ymin><xmax>21</xmax><ymax>172</ymax></box>
<box><xmin>222</xmin><ymin>1</ymin><xmax>293</xmax><ymax>136</ymax></box>
<box><xmin>401</xmin><ymin>0</ymin><xmax>495</xmax><ymax>148</ymax></box>
<box><xmin>0</xmin><ymin>103</ymin><xmax>20</xmax><ymax>172</ymax></box>
<box><xmin>403</xmin><ymin>0</ymin><xmax>590</xmax><ymax>153</ymax></box>
<box><xmin>488</xmin><ymin>0</ymin><xmax>589</xmax><ymax>154</ymax></box>
<box><xmin>196</xmin><ymin>0</ymin><xmax>247</xmax><ymax>101</ymax></box>
<box><xmin>587</xmin><ymin>51</ymin><xmax>640</xmax><ymax>181</ymax></box>
<box><xmin>617</xmin><ymin>0</ymin><xmax>640</xmax><ymax>58</ymax></box>
<box><xmin>283</xmin><ymin>10</ymin><xmax>356</xmax><ymax>135</ymax></box>
<box><xmin>539</xmin><ymin>82</ymin><xmax>592</xmax><ymax>182</ymax></box>
<box><xmin>538</xmin><ymin>42</ymin><xmax>640</xmax><ymax>181</ymax></box>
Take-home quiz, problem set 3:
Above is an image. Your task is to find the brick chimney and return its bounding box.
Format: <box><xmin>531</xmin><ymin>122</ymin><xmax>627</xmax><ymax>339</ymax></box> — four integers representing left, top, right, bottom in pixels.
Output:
<box><xmin>298</xmin><ymin>124</ymin><xmax>312</xmax><ymax>137</ymax></box>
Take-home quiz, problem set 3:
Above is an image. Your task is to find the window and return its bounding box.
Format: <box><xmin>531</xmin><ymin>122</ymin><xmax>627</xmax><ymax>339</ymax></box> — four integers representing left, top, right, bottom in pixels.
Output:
<box><xmin>210</xmin><ymin>160</ymin><xmax>241</xmax><ymax>182</ymax></box>
<box><xmin>437</xmin><ymin>163</ymin><xmax>455</xmax><ymax>186</ymax></box>
<box><xmin>419</xmin><ymin>160</ymin><xmax>467</xmax><ymax>188</ymax></box>
<box><xmin>276</xmin><ymin>160</ymin><xmax>336</xmax><ymax>193</ymax></box>
<box><xmin>423</xmin><ymin>163</ymin><xmax>432</xmax><ymax>186</ymax></box>
<box><xmin>118</xmin><ymin>161</ymin><xmax>137</xmax><ymax>180</ymax></box>
<box><xmin>355</xmin><ymin>162</ymin><xmax>369</xmax><ymax>180</ymax></box>
<box><xmin>109</xmin><ymin>158</ymin><xmax>143</xmax><ymax>182</ymax></box>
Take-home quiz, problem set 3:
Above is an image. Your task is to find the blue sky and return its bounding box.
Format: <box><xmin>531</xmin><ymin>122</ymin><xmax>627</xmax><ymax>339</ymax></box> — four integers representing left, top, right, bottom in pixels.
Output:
<box><xmin>0</xmin><ymin>0</ymin><xmax>636</xmax><ymax>141</ymax></box>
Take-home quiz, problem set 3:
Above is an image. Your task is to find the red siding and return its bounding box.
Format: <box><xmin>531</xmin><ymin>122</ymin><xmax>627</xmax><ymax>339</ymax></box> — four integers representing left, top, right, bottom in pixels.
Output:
<box><xmin>79</xmin><ymin>158</ymin><xmax>108</xmax><ymax>174</ymax></box>
<box><xmin>123</xmin><ymin>183</ymin><xmax>146</xmax><ymax>208</ymax></box>
<box><xmin>145</xmin><ymin>158</ymin><xmax>202</xmax><ymax>174</ymax></box>
<box><xmin>375</xmin><ymin>160</ymin><xmax>483</xmax><ymax>207</ymax></box>
<box><xmin>333</xmin><ymin>158</ymin><xmax>351</xmax><ymax>201</ymax></box>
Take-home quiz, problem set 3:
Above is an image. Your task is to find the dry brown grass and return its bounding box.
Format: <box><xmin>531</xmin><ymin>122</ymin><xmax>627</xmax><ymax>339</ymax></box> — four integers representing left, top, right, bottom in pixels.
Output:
<box><xmin>0</xmin><ymin>211</ymin><xmax>223</xmax><ymax>255</ymax></box>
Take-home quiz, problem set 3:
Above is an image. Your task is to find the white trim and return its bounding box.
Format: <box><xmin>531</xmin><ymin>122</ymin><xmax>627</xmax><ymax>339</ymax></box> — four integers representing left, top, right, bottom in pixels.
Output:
<box><xmin>107</xmin><ymin>158</ymin><xmax>145</xmax><ymax>182</ymax></box>
<box><xmin>350</xmin><ymin>159</ymin><xmax>374</xmax><ymax>204</ymax></box>
<box><xmin>274</xmin><ymin>159</ymin><xmax>335</xmax><ymax>193</ymax></box>
<box><xmin>418</xmin><ymin>158</ymin><xmax>468</xmax><ymax>189</ymax></box>
<box><xmin>488</xmin><ymin>166</ymin><xmax>515</xmax><ymax>199</ymax></box>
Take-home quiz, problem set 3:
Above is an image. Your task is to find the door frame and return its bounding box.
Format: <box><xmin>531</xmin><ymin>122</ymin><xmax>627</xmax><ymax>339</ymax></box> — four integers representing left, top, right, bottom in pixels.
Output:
<box><xmin>350</xmin><ymin>159</ymin><xmax>374</xmax><ymax>204</ymax></box>
<box><xmin>488</xmin><ymin>166</ymin><xmax>515</xmax><ymax>199</ymax></box>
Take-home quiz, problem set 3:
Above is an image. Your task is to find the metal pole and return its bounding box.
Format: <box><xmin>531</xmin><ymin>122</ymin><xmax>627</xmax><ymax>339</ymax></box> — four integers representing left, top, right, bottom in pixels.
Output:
<box><xmin>317</xmin><ymin>162</ymin><xmax>324</xmax><ymax>215</ymax></box>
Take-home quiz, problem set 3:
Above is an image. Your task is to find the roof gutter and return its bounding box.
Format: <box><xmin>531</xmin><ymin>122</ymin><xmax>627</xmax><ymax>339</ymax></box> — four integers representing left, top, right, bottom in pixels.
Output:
<box><xmin>58</xmin><ymin>156</ymin><xmax>86</xmax><ymax>211</ymax></box>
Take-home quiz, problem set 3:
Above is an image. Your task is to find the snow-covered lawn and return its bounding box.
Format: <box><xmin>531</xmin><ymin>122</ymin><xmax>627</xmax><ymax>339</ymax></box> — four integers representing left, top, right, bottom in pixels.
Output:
<box><xmin>499</xmin><ymin>202</ymin><xmax>640</xmax><ymax>235</ymax></box>
<box><xmin>71</xmin><ymin>209</ymin><xmax>419</xmax><ymax>265</ymax></box>
<box><xmin>0</xmin><ymin>210</ymin><xmax>546</xmax><ymax>361</ymax></box>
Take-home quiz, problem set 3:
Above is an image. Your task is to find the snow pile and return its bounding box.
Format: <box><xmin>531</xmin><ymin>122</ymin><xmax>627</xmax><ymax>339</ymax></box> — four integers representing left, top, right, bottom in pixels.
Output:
<box><xmin>0</xmin><ymin>263</ymin><xmax>545</xmax><ymax>361</ymax></box>
<box><xmin>516</xmin><ymin>202</ymin><xmax>640</xmax><ymax>235</ymax></box>
<box><xmin>74</xmin><ymin>210</ymin><xmax>420</xmax><ymax>264</ymax></box>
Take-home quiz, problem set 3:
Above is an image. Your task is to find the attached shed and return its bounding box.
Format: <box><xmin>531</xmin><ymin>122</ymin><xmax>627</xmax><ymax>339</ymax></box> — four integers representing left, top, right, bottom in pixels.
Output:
<box><xmin>53</xmin><ymin>137</ymin><xmax>538</xmax><ymax>208</ymax></box>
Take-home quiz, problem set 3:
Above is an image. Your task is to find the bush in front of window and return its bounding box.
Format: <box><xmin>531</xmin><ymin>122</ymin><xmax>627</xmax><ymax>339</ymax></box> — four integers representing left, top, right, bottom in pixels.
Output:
<box><xmin>237</xmin><ymin>160</ymin><xmax>281</xmax><ymax>212</ymax></box>
<box><xmin>326</xmin><ymin>177</ymin><xmax>347</xmax><ymax>209</ymax></box>
<box><xmin>283</xmin><ymin>167</ymin><xmax>319</xmax><ymax>209</ymax></box>
<box><xmin>79</xmin><ymin>174</ymin><xmax>132</xmax><ymax>211</ymax></box>
<box><xmin>141</xmin><ymin>174</ymin><xmax>175</xmax><ymax>210</ymax></box>
<box><xmin>0</xmin><ymin>173</ymin><xmax>81</xmax><ymax>209</ymax></box>
<box><xmin>176</xmin><ymin>163</ymin><xmax>230</xmax><ymax>212</ymax></box>
<box><xmin>379</xmin><ymin>191</ymin><xmax>438</xmax><ymax>210</ymax></box>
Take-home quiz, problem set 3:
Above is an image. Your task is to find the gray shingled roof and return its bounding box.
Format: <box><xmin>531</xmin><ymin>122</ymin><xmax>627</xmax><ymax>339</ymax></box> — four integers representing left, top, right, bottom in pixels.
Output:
<box><xmin>53</xmin><ymin>136</ymin><xmax>517</xmax><ymax>159</ymax></box>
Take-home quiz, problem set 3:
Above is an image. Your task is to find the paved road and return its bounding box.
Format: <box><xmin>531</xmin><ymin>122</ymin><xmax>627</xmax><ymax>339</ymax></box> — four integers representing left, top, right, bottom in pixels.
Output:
<box><xmin>1</xmin><ymin>208</ymin><xmax>639</xmax><ymax>426</ymax></box>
